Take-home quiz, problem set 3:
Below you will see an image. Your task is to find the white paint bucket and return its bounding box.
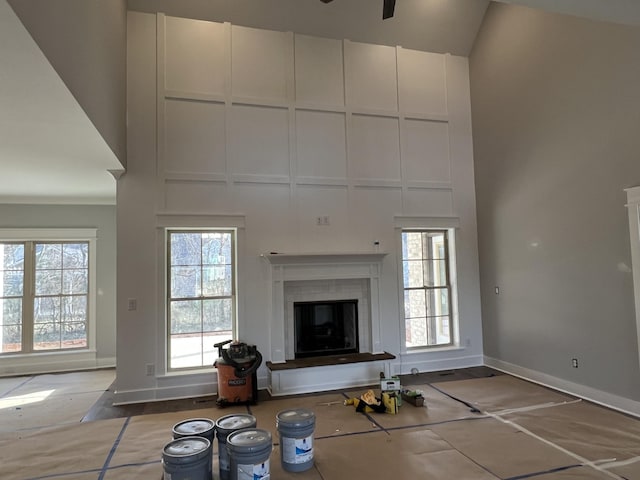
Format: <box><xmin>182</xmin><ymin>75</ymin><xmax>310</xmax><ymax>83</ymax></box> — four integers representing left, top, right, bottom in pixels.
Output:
<box><xmin>276</xmin><ymin>408</ymin><xmax>315</xmax><ymax>472</ymax></box>
<box><xmin>226</xmin><ymin>428</ymin><xmax>272</xmax><ymax>480</ymax></box>
<box><xmin>215</xmin><ymin>413</ymin><xmax>257</xmax><ymax>480</ymax></box>
<box><xmin>172</xmin><ymin>418</ymin><xmax>215</xmax><ymax>479</ymax></box>
<box><xmin>162</xmin><ymin>436</ymin><xmax>211</xmax><ymax>480</ymax></box>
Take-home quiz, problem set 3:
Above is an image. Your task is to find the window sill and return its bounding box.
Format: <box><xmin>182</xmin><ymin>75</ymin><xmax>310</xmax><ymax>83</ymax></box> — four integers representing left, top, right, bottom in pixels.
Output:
<box><xmin>403</xmin><ymin>345</ymin><xmax>466</xmax><ymax>355</ymax></box>
<box><xmin>0</xmin><ymin>348</ymin><xmax>97</xmax><ymax>359</ymax></box>
<box><xmin>160</xmin><ymin>367</ymin><xmax>216</xmax><ymax>378</ymax></box>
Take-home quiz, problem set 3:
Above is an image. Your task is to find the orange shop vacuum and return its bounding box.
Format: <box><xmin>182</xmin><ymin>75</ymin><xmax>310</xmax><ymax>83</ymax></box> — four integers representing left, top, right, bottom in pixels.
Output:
<box><xmin>213</xmin><ymin>339</ymin><xmax>262</xmax><ymax>407</ymax></box>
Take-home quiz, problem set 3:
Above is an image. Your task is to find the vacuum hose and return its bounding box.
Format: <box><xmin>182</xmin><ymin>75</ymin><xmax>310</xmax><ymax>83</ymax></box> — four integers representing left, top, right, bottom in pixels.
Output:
<box><xmin>221</xmin><ymin>345</ymin><xmax>263</xmax><ymax>378</ymax></box>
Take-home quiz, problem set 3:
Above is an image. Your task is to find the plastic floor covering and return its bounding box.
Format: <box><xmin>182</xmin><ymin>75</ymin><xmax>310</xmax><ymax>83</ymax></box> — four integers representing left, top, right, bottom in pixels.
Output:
<box><xmin>1</xmin><ymin>370</ymin><xmax>640</xmax><ymax>479</ymax></box>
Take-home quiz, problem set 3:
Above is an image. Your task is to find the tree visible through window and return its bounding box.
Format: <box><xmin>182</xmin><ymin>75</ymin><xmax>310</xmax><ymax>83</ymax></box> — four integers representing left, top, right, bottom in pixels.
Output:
<box><xmin>402</xmin><ymin>230</ymin><xmax>452</xmax><ymax>348</ymax></box>
<box><xmin>0</xmin><ymin>241</ymin><xmax>89</xmax><ymax>353</ymax></box>
<box><xmin>168</xmin><ymin>230</ymin><xmax>235</xmax><ymax>370</ymax></box>
<box><xmin>0</xmin><ymin>243</ymin><xmax>24</xmax><ymax>352</ymax></box>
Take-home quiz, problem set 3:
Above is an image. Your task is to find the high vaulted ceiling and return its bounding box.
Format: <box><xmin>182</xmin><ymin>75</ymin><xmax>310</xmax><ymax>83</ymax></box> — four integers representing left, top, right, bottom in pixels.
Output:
<box><xmin>1</xmin><ymin>0</ymin><xmax>640</xmax><ymax>205</ymax></box>
<box><xmin>0</xmin><ymin>0</ymin><xmax>123</xmax><ymax>205</ymax></box>
<box><xmin>128</xmin><ymin>0</ymin><xmax>491</xmax><ymax>57</ymax></box>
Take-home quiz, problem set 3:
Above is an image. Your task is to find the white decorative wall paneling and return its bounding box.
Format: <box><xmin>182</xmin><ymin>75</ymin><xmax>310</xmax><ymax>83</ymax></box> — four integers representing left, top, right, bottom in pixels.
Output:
<box><xmin>294</xmin><ymin>34</ymin><xmax>344</xmax><ymax>108</ymax></box>
<box><xmin>117</xmin><ymin>12</ymin><xmax>483</xmax><ymax>404</ymax></box>
<box><xmin>154</xmin><ymin>14</ymin><xmax>456</xmax><ymax>217</ymax></box>
<box><xmin>344</xmin><ymin>40</ymin><xmax>398</xmax><ymax>112</ymax></box>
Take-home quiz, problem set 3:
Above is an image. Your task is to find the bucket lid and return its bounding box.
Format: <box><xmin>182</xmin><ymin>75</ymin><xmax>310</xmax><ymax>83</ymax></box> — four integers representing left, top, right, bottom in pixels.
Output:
<box><xmin>227</xmin><ymin>429</ymin><xmax>272</xmax><ymax>451</ymax></box>
<box><xmin>172</xmin><ymin>418</ymin><xmax>215</xmax><ymax>437</ymax></box>
<box><xmin>216</xmin><ymin>414</ymin><xmax>256</xmax><ymax>433</ymax></box>
<box><xmin>276</xmin><ymin>408</ymin><xmax>316</xmax><ymax>428</ymax></box>
<box><xmin>163</xmin><ymin>436</ymin><xmax>210</xmax><ymax>459</ymax></box>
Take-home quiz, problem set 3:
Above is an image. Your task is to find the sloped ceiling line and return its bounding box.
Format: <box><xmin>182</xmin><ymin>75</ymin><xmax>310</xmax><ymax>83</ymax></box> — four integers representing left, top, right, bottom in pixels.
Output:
<box><xmin>3</xmin><ymin>0</ymin><xmax>640</xmax><ymax>205</ymax></box>
<box><xmin>0</xmin><ymin>0</ymin><xmax>124</xmax><ymax>205</ymax></box>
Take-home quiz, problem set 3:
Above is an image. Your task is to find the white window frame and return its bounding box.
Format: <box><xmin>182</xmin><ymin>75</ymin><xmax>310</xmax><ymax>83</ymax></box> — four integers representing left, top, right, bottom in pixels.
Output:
<box><xmin>165</xmin><ymin>227</ymin><xmax>238</xmax><ymax>372</ymax></box>
<box><xmin>156</xmin><ymin>214</ymin><xmax>245</xmax><ymax>377</ymax></box>
<box><xmin>395</xmin><ymin>217</ymin><xmax>460</xmax><ymax>353</ymax></box>
<box><xmin>625</xmin><ymin>186</ymin><xmax>640</xmax><ymax>369</ymax></box>
<box><xmin>0</xmin><ymin>228</ymin><xmax>97</xmax><ymax>360</ymax></box>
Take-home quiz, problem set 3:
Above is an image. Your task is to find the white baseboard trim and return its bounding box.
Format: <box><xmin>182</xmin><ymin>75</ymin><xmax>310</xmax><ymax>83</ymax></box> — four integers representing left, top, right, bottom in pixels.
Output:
<box><xmin>114</xmin><ymin>354</ymin><xmax>486</xmax><ymax>403</ymax></box>
<box><xmin>113</xmin><ymin>373</ymin><xmax>271</xmax><ymax>406</ymax></box>
<box><xmin>0</xmin><ymin>352</ymin><xmax>115</xmax><ymax>377</ymax></box>
<box><xmin>393</xmin><ymin>353</ymin><xmax>484</xmax><ymax>376</ymax></box>
<box><xmin>484</xmin><ymin>356</ymin><xmax>640</xmax><ymax>418</ymax></box>
<box><xmin>113</xmin><ymin>384</ymin><xmax>216</xmax><ymax>405</ymax></box>
<box><xmin>97</xmin><ymin>357</ymin><xmax>117</xmax><ymax>369</ymax></box>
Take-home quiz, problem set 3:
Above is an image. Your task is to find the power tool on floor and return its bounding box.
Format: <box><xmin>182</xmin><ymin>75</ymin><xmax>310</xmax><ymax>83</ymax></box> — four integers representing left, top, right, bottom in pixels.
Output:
<box><xmin>213</xmin><ymin>339</ymin><xmax>262</xmax><ymax>407</ymax></box>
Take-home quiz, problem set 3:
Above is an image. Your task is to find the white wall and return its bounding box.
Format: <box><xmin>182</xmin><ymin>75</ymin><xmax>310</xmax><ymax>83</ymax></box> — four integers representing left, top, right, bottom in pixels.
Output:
<box><xmin>471</xmin><ymin>3</ymin><xmax>640</xmax><ymax>414</ymax></box>
<box><xmin>116</xmin><ymin>11</ymin><xmax>482</xmax><ymax>403</ymax></box>
<box><xmin>0</xmin><ymin>204</ymin><xmax>117</xmax><ymax>375</ymax></box>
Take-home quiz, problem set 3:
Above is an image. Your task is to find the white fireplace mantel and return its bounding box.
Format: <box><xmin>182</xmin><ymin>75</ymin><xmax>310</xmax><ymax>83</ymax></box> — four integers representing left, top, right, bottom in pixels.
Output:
<box><xmin>262</xmin><ymin>252</ymin><xmax>387</xmax><ymax>266</ymax></box>
<box><xmin>263</xmin><ymin>252</ymin><xmax>388</xmax><ymax>364</ymax></box>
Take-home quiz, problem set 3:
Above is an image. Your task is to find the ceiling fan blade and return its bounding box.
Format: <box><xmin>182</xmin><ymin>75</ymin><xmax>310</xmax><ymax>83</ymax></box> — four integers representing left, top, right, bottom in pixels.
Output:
<box><xmin>382</xmin><ymin>0</ymin><xmax>396</xmax><ymax>19</ymax></box>
<box><xmin>320</xmin><ymin>0</ymin><xmax>394</xmax><ymax>20</ymax></box>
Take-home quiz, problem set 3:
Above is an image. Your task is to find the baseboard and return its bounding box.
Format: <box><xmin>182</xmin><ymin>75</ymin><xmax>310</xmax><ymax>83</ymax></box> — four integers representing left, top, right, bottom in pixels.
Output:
<box><xmin>484</xmin><ymin>356</ymin><xmax>640</xmax><ymax>418</ymax></box>
<box><xmin>97</xmin><ymin>357</ymin><xmax>117</xmax><ymax>369</ymax></box>
<box><xmin>0</xmin><ymin>351</ymin><xmax>114</xmax><ymax>377</ymax></box>
<box><xmin>113</xmin><ymin>384</ymin><xmax>216</xmax><ymax>405</ymax></box>
<box><xmin>113</xmin><ymin>373</ymin><xmax>270</xmax><ymax>405</ymax></box>
<box><xmin>114</xmin><ymin>354</ymin><xmax>485</xmax><ymax>402</ymax></box>
<box><xmin>393</xmin><ymin>352</ymin><xmax>484</xmax><ymax>376</ymax></box>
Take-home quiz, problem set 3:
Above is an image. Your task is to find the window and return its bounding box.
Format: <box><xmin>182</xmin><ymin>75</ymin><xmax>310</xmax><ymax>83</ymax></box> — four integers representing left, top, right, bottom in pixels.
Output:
<box><xmin>167</xmin><ymin>229</ymin><xmax>236</xmax><ymax>370</ymax></box>
<box><xmin>1</xmin><ymin>240</ymin><xmax>90</xmax><ymax>354</ymax></box>
<box><xmin>401</xmin><ymin>229</ymin><xmax>453</xmax><ymax>348</ymax></box>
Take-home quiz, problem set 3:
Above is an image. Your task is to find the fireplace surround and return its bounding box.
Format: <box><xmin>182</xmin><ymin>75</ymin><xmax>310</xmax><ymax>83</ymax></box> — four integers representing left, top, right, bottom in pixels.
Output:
<box><xmin>284</xmin><ymin>277</ymin><xmax>370</xmax><ymax>360</ymax></box>
<box><xmin>263</xmin><ymin>252</ymin><xmax>391</xmax><ymax>395</ymax></box>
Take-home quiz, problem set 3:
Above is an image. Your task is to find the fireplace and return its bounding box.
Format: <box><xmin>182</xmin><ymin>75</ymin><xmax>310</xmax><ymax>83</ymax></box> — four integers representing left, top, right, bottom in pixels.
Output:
<box><xmin>294</xmin><ymin>299</ymin><xmax>359</xmax><ymax>358</ymax></box>
<box><xmin>263</xmin><ymin>252</ymin><xmax>387</xmax><ymax>365</ymax></box>
<box><xmin>264</xmin><ymin>252</ymin><xmax>391</xmax><ymax>396</ymax></box>
<box><xmin>284</xmin><ymin>278</ymin><xmax>370</xmax><ymax>360</ymax></box>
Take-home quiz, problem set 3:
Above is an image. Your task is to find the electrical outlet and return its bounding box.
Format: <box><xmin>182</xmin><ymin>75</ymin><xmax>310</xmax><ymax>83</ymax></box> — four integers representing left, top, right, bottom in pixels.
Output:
<box><xmin>572</xmin><ymin>358</ymin><xmax>579</xmax><ymax>368</ymax></box>
<box><xmin>146</xmin><ymin>363</ymin><xmax>155</xmax><ymax>376</ymax></box>
<box><xmin>316</xmin><ymin>216</ymin><xmax>330</xmax><ymax>226</ymax></box>
<box><xmin>127</xmin><ymin>298</ymin><xmax>137</xmax><ymax>311</ymax></box>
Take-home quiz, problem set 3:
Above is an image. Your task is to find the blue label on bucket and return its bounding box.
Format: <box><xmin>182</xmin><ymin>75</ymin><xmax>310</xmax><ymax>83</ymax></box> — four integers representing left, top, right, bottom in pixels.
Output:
<box><xmin>237</xmin><ymin>459</ymin><xmax>269</xmax><ymax>480</ymax></box>
<box><xmin>282</xmin><ymin>435</ymin><xmax>313</xmax><ymax>464</ymax></box>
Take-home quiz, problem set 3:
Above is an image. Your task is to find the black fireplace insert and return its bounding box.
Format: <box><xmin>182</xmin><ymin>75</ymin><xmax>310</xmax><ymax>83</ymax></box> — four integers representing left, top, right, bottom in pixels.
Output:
<box><xmin>294</xmin><ymin>299</ymin><xmax>359</xmax><ymax>358</ymax></box>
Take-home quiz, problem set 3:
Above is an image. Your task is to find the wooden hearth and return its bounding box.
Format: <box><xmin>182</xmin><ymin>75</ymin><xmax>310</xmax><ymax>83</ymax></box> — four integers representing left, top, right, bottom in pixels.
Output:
<box><xmin>266</xmin><ymin>352</ymin><xmax>395</xmax><ymax>371</ymax></box>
